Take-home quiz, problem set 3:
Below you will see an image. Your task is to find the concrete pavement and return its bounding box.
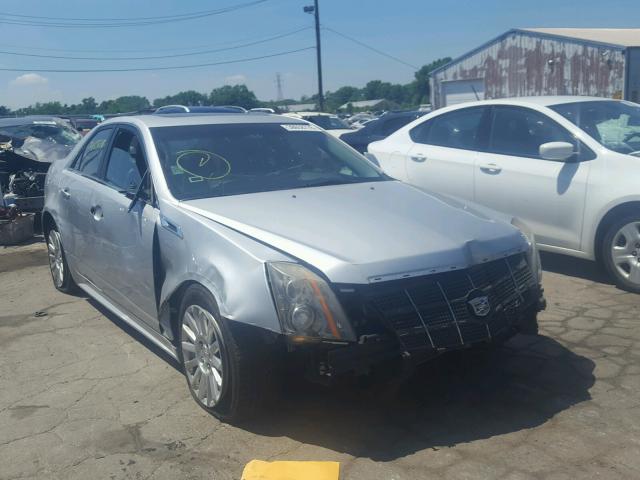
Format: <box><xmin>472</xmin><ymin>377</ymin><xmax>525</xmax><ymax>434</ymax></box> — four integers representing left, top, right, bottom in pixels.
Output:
<box><xmin>1</xmin><ymin>243</ymin><xmax>639</xmax><ymax>479</ymax></box>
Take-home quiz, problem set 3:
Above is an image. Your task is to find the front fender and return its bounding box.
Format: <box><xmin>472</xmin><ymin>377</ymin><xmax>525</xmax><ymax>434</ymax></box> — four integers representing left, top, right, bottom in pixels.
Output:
<box><xmin>156</xmin><ymin>201</ymin><xmax>288</xmax><ymax>335</ymax></box>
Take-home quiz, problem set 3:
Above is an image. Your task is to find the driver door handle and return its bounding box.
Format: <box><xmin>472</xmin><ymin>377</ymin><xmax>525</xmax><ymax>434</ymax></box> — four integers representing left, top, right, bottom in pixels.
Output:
<box><xmin>60</xmin><ymin>187</ymin><xmax>71</xmax><ymax>199</ymax></box>
<box><xmin>411</xmin><ymin>154</ymin><xmax>427</xmax><ymax>163</ymax></box>
<box><xmin>479</xmin><ymin>163</ymin><xmax>502</xmax><ymax>174</ymax></box>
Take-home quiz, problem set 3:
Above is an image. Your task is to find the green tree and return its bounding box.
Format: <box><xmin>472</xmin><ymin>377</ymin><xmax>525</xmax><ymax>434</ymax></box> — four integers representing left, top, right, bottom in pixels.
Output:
<box><xmin>0</xmin><ymin>105</ymin><xmax>12</xmax><ymax>116</ymax></box>
<box><xmin>153</xmin><ymin>90</ymin><xmax>208</xmax><ymax>108</ymax></box>
<box><xmin>325</xmin><ymin>86</ymin><xmax>361</xmax><ymax>111</ymax></box>
<box><xmin>98</xmin><ymin>95</ymin><xmax>150</xmax><ymax>114</ymax></box>
<box><xmin>410</xmin><ymin>57</ymin><xmax>452</xmax><ymax>105</ymax></box>
<box><xmin>209</xmin><ymin>85</ymin><xmax>259</xmax><ymax>109</ymax></box>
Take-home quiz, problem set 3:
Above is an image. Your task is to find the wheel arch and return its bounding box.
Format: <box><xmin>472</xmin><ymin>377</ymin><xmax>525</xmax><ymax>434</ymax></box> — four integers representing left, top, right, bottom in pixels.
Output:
<box><xmin>594</xmin><ymin>201</ymin><xmax>640</xmax><ymax>262</ymax></box>
<box><xmin>41</xmin><ymin>210</ymin><xmax>56</xmax><ymax>239</ymax></box>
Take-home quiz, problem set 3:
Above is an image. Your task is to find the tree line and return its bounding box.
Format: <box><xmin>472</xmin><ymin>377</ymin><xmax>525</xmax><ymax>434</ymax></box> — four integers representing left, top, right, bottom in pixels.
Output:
<box><xmin>0</xmin><ymin>58</ymin><xmax>450</xmax><ymax>116</ymax></box>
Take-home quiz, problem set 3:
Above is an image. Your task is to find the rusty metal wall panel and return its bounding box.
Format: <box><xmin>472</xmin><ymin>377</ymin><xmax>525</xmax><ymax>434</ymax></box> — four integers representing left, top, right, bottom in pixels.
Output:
<box><xmin>432</xmin><ymin>31</ymin><xmax>626</xmax><ymax>108</ymax></box>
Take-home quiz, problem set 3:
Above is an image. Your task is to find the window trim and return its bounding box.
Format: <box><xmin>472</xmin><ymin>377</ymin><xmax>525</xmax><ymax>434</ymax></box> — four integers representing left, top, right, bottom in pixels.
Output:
<box><xmin>68</xmin><ymin>126</ymin><xmax>114</xmax><ymax>181</ymax></box>
<box><xmin>409</xmin><ymin>106</ymin><xmax>490</xmax><ymax>151</ymax></box>
<box><xmin>102</xmin><ymin>124</ymin><xmax>156</xmax><ymax>206</ymax></box>
<box><xmin>485</xmin><ymin>105</ymin><xmax>596</xmax><ymax>162</ymax></box>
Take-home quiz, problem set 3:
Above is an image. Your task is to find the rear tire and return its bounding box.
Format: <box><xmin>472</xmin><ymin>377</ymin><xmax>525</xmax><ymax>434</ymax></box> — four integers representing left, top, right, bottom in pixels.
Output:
<box><xmin>601</xmin><ymin>214</ymin><xmax>640</xmax><ymax>293</ymax></box>
<box><xmin>177</xmin><ymin>284</ymin><xmax>280</xmax><ymax>423</ymax></box>
<box><xmin>46</xmin><ymin>226</ymin><xmax>78</xmax><ymax>294</ymax></box>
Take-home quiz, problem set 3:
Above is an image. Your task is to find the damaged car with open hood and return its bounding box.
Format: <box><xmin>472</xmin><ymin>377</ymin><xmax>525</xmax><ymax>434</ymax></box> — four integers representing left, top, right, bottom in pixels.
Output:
<box><xmin>43</xmin><ymin>113</ymin><xmax>545</xmax><ymax>421</ymax></box>
<box><xmin>0</xmin><ymin>116</ymin><xmax>81</xmax><ymax>212</ymax></box>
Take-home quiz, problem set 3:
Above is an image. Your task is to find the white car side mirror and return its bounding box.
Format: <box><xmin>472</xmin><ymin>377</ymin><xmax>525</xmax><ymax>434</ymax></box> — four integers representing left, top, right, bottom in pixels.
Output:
<box><xmin>539</xmin><ymin>141</ymin><xmax>575</xmax><ymax>161</ymax></box>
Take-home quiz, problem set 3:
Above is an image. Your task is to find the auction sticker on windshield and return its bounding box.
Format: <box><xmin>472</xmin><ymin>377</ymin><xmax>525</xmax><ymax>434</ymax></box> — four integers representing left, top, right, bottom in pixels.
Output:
<box><xmin>280</xmin><ymin>124</ymin><xmax>322</xmax><ymax>132</ymax></box>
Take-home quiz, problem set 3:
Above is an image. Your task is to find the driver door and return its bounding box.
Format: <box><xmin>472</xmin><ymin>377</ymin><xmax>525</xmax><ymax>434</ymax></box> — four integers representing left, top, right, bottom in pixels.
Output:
<box><xmin>89</xmin><ymin>126</ymin><xmax>160</xmax><ymax>329</ymax></box>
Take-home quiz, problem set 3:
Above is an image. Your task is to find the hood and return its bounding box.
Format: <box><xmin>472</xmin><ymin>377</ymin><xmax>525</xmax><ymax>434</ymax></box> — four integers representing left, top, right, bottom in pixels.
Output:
<box><xmin>181</xmin><ymin>180</ymin><xmax>528</xmax><ymax>284</ymax></box>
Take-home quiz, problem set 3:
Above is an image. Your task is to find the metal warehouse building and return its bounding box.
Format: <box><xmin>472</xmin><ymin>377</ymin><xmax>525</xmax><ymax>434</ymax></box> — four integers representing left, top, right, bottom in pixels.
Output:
<box><xmin>430</xmin><ymin>28</ymin><xmax>640</xmax><ymax>109</ymax></box>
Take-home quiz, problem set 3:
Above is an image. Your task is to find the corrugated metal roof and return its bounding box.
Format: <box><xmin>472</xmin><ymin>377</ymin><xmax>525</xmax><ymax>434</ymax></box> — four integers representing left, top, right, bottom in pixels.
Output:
<box><xmin>523</xmin><ymin>28</ymin><xmax>640</xmax><ymax>47</ymax></box>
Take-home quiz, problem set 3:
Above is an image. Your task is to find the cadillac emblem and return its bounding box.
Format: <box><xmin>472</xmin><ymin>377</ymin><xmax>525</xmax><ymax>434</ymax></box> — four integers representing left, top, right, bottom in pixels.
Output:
<box><xmin>466</xmin><ymin>289</ymin><xmax>491</xmax><ymax>318</ymax></box>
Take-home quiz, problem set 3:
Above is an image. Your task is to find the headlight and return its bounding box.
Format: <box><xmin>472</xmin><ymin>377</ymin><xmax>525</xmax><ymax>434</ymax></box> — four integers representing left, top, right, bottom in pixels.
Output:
<box><xmin>511</xmin><ymin>218</ymin><xmax>542</xmax><ymax>283</ymax></box>
<box><xmin>266</xmin><ymin>262</ymin><xmax>356</xmax><ymax>342</ymax></box>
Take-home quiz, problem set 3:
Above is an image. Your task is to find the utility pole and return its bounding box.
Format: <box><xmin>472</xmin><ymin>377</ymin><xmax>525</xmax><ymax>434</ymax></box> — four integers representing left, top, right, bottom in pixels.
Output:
<box><xmin>304</xmin><ymin>0</ymin><xmax>324</xmax><ymax>111</ymax></box>
<box><xmin>276</xmin><ymin>72</ymin><xmax>284</xmax><ymax>101</ymax></box>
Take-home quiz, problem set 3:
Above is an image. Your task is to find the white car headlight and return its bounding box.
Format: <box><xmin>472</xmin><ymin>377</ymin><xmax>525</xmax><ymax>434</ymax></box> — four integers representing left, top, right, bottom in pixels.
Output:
<box><xmin>511</xmin><ymin>218</ymin><xmax>542</xmax><ymax>283</ymax></box>
<box><xmin>266</xmin><ymin>262</ymin><xmax>356</xmax><ymax>342</ymax></box>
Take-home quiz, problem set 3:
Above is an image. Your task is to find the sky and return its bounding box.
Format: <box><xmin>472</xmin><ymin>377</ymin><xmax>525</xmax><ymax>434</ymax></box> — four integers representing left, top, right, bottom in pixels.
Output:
<box><xmin>0</xmin><ymin>0</ymin><xmax>639</xmax><ymax>109</ymax></box>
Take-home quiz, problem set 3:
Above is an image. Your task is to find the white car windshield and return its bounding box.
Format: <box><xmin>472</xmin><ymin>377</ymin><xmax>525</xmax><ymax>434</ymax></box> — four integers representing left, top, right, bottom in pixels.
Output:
<box><xmin>550</xmin><ymin>100</ymin><xmax>640</xmax><ymax>155</ymax></box>
<box><xmin>151</xmin><ymin>123</ymin><xmax>387</xmax><ymax>200</ymax></box>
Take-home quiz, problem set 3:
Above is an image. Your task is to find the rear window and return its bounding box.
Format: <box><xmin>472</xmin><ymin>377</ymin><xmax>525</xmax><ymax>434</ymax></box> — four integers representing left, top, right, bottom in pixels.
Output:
<box><xmin>150</xmin><ymin>123</ymin><xmax>386</xmax><ymax>200</ymax></box>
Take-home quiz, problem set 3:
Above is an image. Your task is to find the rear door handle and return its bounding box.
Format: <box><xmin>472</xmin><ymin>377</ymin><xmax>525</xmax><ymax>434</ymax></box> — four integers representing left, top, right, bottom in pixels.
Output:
<box><xmin>60</xmin><ymin>188</ymin><xmax>71</xmax><ymax>199</ymax></box>
<box><xmin>410</xmin><ymin>154</ymin><xmax>427</xmax><ymax>162</ymax></box>
<box><xmin>479</xmin><ymin>163</ymin><xmax>502</xmax><ymax>174</ymax></box>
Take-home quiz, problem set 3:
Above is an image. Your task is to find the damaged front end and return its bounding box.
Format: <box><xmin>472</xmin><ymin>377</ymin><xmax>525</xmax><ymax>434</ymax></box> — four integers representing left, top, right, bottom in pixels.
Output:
<box><xmin>287</xmin><ymin>252</ymin><xmax>545</xmax><ymax>385</ymax></box>
<box><xmin>0</xmin><ymin>118</ymin><xmax>81</xmax><ymax>212</ymax></box>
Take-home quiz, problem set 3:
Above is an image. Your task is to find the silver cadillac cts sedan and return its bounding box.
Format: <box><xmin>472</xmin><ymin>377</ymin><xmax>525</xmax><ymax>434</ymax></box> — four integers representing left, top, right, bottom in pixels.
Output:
<box><xmin>43</xmin><ymin>113</ymin><xmax>545</xmax><ymax>421</ymax></box>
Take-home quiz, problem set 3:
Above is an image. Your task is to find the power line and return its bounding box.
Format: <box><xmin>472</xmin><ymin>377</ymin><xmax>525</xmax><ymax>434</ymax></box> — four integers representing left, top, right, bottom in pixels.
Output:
<box><xmin>0</xmin><ymin>46</ymin><xmax>314</xmax><ymax>72</ymax></box>
<box><xmin>0</xmin><ymin>26</ymin><xmax>312</xmax><ymax>60</ymax></box>
<box><xmin>0</xmin><ymin>0</ymin><xmax>269</xmax><ymax>28</ymax></box>
<box><xmin>322</xmin><ymin>26</ymin><xmax>418</xmax><ymax>70</ymax></box>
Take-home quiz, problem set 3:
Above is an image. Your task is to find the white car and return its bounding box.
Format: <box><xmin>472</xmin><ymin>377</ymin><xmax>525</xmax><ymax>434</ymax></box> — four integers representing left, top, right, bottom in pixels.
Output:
<box><xmin>368</xmin><ymin>96</ymin><xmax>640</xmax><ymax>292</ymax></box>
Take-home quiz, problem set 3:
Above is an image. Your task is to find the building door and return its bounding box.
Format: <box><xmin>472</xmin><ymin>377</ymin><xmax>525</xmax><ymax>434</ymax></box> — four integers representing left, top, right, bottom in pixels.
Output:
<box><xmin>441</xmin><ymin>79</ymin><xmax>485</xmax><ymax>107</ymax></box>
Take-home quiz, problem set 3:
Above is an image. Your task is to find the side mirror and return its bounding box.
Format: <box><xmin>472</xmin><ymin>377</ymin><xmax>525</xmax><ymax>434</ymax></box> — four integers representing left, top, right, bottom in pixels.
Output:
<box><xmin>539</xmin><ymin>141</ymin><xmax>575</xmax><ymax>161</ymax></box>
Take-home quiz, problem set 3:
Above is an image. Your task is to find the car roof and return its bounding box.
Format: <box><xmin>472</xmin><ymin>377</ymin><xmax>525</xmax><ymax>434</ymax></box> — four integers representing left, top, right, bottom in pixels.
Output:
<box><xmin>0</xmin><ymin>115</ymin><xmax>66</xmax><ymax>128</ymax></box>
<box><xmin>447</xmin><ymin>96</ymin><xmax>613</xmax><ymax>109</ymax></box>
<box><xmin>101</xmin><ymin>113</ymin><xmax>308</xmax><ymax>129</ymax></box>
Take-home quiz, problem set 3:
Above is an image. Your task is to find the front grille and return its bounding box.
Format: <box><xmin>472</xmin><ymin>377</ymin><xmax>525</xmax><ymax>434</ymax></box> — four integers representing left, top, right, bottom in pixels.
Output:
<box><xmin>365</xmin><ymin>253</ymin><xmax>536</xmax><ymax>352</ymax></box>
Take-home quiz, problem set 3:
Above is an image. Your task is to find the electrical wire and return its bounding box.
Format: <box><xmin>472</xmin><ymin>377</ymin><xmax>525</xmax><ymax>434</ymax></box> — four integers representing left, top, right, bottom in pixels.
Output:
<box><xmin>0</xmin><ymin>0</ymin><xmax>269</xmax><ymax>28</ymax></box>
<box><xmin>0</xmin><ymin>26</ymin><xmax>312</xmax><ymax>60</ymax></box>
<box><xmin>322</xmin><ymin>26</ymin><xmax>418</xmax><ymax>70</ymax></box>
<box><xmin>0</xmin><ymin>46</ymin><xmax>315</xmax><ymax>72</ymax></box>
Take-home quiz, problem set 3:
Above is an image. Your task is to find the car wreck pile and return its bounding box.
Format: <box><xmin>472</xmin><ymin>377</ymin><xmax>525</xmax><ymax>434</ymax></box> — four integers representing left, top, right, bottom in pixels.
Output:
<box><xmin>0</xmin><ymin>117</ymin><xmax>81</xmax><ymax>242</ymax></box>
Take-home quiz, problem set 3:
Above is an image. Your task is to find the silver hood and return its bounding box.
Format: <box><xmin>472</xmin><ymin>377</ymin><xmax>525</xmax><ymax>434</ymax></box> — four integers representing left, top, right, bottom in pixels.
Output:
<box><xmin>181</xmin><ymin>180</ymin><xmax>528</xmax><ymax>284</ymax></box>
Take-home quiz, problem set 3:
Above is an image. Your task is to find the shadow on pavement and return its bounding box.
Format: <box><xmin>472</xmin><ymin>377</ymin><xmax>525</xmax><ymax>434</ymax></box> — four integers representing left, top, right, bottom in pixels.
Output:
<box><xmin>87</xmin><ymin>297</ymin><xmax>182</xmax><ymax>372</ymax></box>
<box><xmin>246</xmin><ymin>334</ymin><xmax>595</xmax><ymax>461</ymax></box>
<box><xmin>540</xmin><ymin>251</ymin><xmax>610</xmax><ymax>285</ymax></box>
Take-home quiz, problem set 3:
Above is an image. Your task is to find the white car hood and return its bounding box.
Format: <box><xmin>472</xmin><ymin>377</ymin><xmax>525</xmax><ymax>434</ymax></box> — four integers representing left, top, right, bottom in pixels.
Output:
<box><xmin>181</xmin><ymin>180</ymin><xmax>528</xmax><ymax>284</ymax></box>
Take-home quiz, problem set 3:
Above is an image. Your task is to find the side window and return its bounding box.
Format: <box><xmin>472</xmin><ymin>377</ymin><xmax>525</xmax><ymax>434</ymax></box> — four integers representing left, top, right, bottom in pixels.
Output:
<box><xmin>489</xmin><ymin>106</ymin><xmax>584</xmax><ymax>160</ymax></box>
<box><xmin>410</xmin><ymin>107</ymin><xmax>486</xmax><ymax>150</ymax></box>
<box><xmin>104</xmin><ymin>129</ymin><xmax>149</xmax><ymax>196</ymax></box>
<box><xmin>73</xmin><ymin>128</ymin><xmax>112</xmax><ymax>177</ymax></box>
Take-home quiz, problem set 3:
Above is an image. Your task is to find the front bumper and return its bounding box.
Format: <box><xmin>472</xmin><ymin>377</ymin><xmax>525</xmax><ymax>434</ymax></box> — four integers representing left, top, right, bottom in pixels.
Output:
<box><xmin>293</xmin><ymin>252</ymin><xmax>546</xmax><ymax>379</ymax></box>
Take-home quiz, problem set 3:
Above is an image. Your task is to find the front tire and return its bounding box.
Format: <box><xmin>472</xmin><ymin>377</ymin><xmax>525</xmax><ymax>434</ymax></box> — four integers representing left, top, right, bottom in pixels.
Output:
<box><xmin>177</xmin><ymin>284</ymin><xmax>279</xmax><ymax>423</ymax></box>
<box><xmin>601</xmin><ymin>215</ymin><xmax>640</xmax><ymax>293</ymax></box>
<box><xmin>46</xmin><ymin>226</ymin><xmax>77</xmax><ymax>294</ymax></box>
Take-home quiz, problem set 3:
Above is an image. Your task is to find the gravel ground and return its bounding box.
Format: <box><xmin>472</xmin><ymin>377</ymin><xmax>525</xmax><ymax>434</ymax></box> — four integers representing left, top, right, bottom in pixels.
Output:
<box><xmin>1</xmin><ymin>242</ymin><xmax>640</xmax><ymax>479</ymax></box>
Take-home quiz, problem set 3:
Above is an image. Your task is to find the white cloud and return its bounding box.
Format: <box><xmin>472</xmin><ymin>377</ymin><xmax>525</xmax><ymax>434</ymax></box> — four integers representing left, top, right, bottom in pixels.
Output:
<box><xmin>10</xmin><ymin>73</ymin><xmax>49</xmax><ymax>87</ymax></box>
<box><xmin>224</xmin><ymin>74</ymin><xmax>247</xmax><ymax>85</ymax></box>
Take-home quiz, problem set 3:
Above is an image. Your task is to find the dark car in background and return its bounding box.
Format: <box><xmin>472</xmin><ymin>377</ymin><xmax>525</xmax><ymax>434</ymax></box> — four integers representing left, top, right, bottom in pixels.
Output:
<box><xmin>341</xmin><ymin>111</ymin><xmax>426</xmax><ymax>153</ymax></box>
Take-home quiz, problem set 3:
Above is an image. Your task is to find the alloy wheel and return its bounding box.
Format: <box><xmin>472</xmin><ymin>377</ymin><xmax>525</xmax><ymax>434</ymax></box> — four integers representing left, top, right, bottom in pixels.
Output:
<box><xmin>610</xmin><ymin>221</ymin><xmax>640</xmax><ymax>285</ymax></box>
<box><xmin>181</xmin><ymin>305</ymin><xmax>225</xmax><ymax>408</ymax></box>
<box><xmin>47</xmin><ymin>230</ymin><xmax>65</xmax><ymax>288</ymax></box>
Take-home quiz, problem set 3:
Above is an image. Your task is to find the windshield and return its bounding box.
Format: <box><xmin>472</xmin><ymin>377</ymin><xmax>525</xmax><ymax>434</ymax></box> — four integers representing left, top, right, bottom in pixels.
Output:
<box><xmin>0</xmin><ymin>120</ymin><xmax>82</xmax><ymax>147</ymax></box>
<box><xmin>550</xmin><ymin>100</ymin><xmax>640</xmax><ymax>155</ymax></box>
<box><xmin>151</xmin><ymin>123</ymin><xmax>387</xmax><ymax>200</ymax></box>
<box><xmin>305</xmin><ymin>115</ymin><xmax>349</xmax><ymax>130</ymax></box>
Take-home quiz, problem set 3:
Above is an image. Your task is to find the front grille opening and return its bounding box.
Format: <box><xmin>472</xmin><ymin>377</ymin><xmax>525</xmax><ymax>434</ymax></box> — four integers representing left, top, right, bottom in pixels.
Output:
<box><xmin>366</xmin><ymin>253</ymin><xmax>535</xmax><ymax>352</ymax></box>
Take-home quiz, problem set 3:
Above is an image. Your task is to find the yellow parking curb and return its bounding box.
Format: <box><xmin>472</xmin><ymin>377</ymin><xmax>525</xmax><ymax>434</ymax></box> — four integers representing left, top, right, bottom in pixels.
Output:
<box><xmin>241</xmin><ymin>460</ymin><xmax>340</xmax><ymax>480</ymax></box>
